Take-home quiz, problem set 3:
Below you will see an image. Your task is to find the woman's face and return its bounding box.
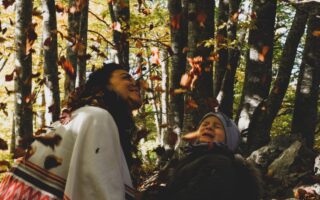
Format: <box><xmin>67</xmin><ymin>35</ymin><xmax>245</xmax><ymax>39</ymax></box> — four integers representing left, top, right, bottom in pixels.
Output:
<box><xmin>107</xmin><ymin>69</ymin><xmax>142</xmax><ymax>110</ymax></box>
<box><xmin>198</xmin><ymin>116</ymin><xmax>226</xmax><ymax>143</ymax></box>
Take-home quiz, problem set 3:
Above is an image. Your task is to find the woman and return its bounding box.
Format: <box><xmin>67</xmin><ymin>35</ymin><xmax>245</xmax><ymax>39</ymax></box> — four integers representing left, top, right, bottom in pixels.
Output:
<box><xmin>0</xmin><ymin>63</ymin><xmax>142</xmax><ymax>200</ymax></box>
<box><xmin>144</xmin><ymin>112</ymin><xmax>262</xmax><ymax>200</ymax></box>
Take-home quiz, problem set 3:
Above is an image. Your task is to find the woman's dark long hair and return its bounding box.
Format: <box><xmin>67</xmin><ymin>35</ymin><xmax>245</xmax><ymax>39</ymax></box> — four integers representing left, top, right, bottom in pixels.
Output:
<box><xmin>66</xmin><ymin>63</ymin><xmax>135</xmax><ymax>169</ymax></box>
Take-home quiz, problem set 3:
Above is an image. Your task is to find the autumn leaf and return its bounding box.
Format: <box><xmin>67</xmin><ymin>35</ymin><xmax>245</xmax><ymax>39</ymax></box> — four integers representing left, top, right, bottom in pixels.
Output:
<box><xmin>32</xmin><ymin>8</ymin><xmax>43</xmax><ymax>19</ymax></box>
<box><xmin>43</xmin><ymin>37</ymin><xmax>52</xmax><ymax>47</ymax></box>
<box><xmin>135</xmin><ymin>40</ymin><xmax>143</xmax><ymax>48</ymax></box>
<box><xmin>208</xmin><ymin>53</ymin><xmax>219</xmax><ymax>61</ymax></box>
<box><xmin>55</xmin><ymin>3</ymin><xmax>65</xmax><ymax>13</ymax></box>
<box><xmin>0</xmin><ymin>137</ymin><xmax>8</xmax><ymax>150</ymax></box>
<box><xmin>258</xmin><ymin>46</ymin><xmax>269</xmax><ymax>62</ymax></box>
<box><xmin>0</xmin><ymin>36</ymin><xmax>6</xmax><ymax>43</ymax></box>
<box><xmin>25</xmin><ymin>92</ymin><xmax>36</xmax><ymax>104</ymax></box>
<box><xmin>44</xmin><ymin>155</ymin><xmax>62</xmax><ymax>170</ymax></box>
<box><xmin>197</xmin><ymin>12</ymin><xmax>207</xmax><ymax>28</ymax></box>
<box><xmin>154</xmin><ymin>85</ymin><xmax>164</xmax><ymax>93</ymax></box>
<box><xmin>312</xmin><ymin>30</ymin><xmax>320</xmax><ymax>37</ymax></box>
<box><xmin>149</xmin><ymin>75</ymin><xmax>162</xmax><ymax>81</ymax></box>
<box><xmin>26</xmin><ymin>24</ymin><xmax>38</xmax><ymax>55</ymax></box>
<box><xmin>186</xmin><ymin>98</ymin><xmax>198</xmax><ymax>110</ymax></box>
<box><xmin>171</xmin><ymin>14</ymin><xmax>181</xmax><ymax>30</ymax></box>
<box><xmin>141</xmin><ymin>8</ymin><xmax>151</xmax><ymax>15</ymax></box>
<box><xmin>0</xmin><ymin>102</ymin><xmax>8</xmax><ymax>116</ymax></box>
<box><xmin>5</xmin><ymin>70</ymin><xmax>15</xmax><ymax>81</ymax></box>
<box><xmin>59</xmin><ymin>56</ymin><xmax>75</xmax><ymax>78</ymax></box>
<box><xmin>231</xmin><ymin>11</ymin><xmax>239</xmax><ymax>23</ymax></box>
<box><xmin>135</xmin><ymin>65</ymin><xmax>142</xmax><ymax>75</ymax></box>
<box><xmin>2</xmin><ymin>0</ymin><xmax>15</xmax><ymax>9</ymax></box>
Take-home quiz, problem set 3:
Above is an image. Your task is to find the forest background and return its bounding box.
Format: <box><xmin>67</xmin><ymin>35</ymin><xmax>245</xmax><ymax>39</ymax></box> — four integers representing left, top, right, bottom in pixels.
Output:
<box><xmin>0</xmin><ymin>0</ymin><xmax>319</xmax><ymax>199</ymax></box>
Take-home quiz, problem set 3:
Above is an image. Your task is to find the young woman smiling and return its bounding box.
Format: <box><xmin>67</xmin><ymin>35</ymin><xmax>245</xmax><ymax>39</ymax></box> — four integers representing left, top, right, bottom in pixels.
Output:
<box><xmin>0</xmin><ymin>63</ymin><xmax>142</xmax><ymax>200</ymax></box>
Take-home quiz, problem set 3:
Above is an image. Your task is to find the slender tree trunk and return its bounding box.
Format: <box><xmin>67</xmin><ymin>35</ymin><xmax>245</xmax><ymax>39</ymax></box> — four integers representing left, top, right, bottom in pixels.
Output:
<box><xmin>160</xmin><ymin>50</ymin><xmax>169</xmax><ymax>147</ymax></box>
<box><xmin>65</xmin><ymin>0</ymin><xmax>80</xmax><ymax>99</ymax></box>
<box><xmin>76</xmin><ymin>0</ymin><xmax>89</xmax><ymax>87</ymax></box>
<box><xmin>183</xmin><ymin>0</ymin><xmax>215</xmax><ymax>133</ymax></box>
<box><xmin>236</xmin><ymin>0</ymin><xmax>277</xmax><ymax>133</ymax></box>
<box><xmin>42</xmin><ymin>0</ymin><xmax>60</xmax><ymax>123</ymax></box>
<box><xmin>217</xmin><ymin>0</ymin><xmax>241</xmax><ymax>118</ymax></box>
<box><xmin>247</xmin><ymin>9</ymin><xmax>308</xmax><ymax>151</ymax></box>
<box><xmin>108</xmin><ymin>0</ymin><xmax>130</xmax><ymax>68</ymax></box>
<box><xmin>168</xmin><ymin>0</ymin><xmax>187</xmax><ymax>139</ymax></box>
<box><xmin>14</xmin><ymin>0</ymin><xmax>33</xmax><ymax>141</ymax></box>
<box><xmin>214</xmin><ymin>0</ymin><xmax>229</xmax><ymax>97</ymax></box>
<box><xmin>291</xmin><ymin>13</ymin><xmax>320</xmax><ymax>148</ymax></box>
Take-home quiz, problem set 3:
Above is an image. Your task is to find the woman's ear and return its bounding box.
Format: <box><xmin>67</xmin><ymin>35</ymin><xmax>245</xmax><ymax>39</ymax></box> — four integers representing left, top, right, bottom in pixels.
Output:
<box><xmin>182</xmin><ymin>131</ymin><xmax>199</xmax><ymax>143</ymax></box>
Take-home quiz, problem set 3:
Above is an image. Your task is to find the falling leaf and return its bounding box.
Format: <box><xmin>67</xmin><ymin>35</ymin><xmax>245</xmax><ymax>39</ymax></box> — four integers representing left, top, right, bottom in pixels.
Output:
<box><xmin>26</xmin><ymin>24</ymin><xmax>38</xmax><ymax>55</ymax></box>
<box><xmin>55</xmin><ymin>3</ymin><xmax>65</xmax><ymax>13</ymax></box>
<box><xmin>231</xmin><ymin>12</ymin><xmax>239</xmax><ymax>23</ymax></box>
<box><xmin>135</xmin><ymin>40</ymin><xmax>143</xmax><ymax>48</ymax></box>
<box><xmin>0</xmin><ymin>137</ymin><xmax>8</xmax><ymax>150</ymax></box>
<box><xmin>197</xmin><ymin>12</ymin><xmax>207</xmax><ymax>28</ymax></box>
<box><xmin>5</xmin><ymin>70</ymin><xmax>15</xmax><ymax>81</ymax></box>
<box><xmin>0</xmin><ymin>102</ymin><xmax>8</xmax><ymax>116</ymax></box>
<box><xmin>312</xmin><ymin>30</ymin><xmax>320</xmax><ymax>37</ymax></box>
<box><xmin>135</xmin><ymin>65</ymin><xmax>142</xmax><ymax>75</ymax></box>
<box><xmin>2</xmin><ymin>0</ymin><xmax>15</xmax><ymax>9</ymax></box>
<box><xmin>43</xmin><ymin>37</ymin><xmax>52</xmax><ymax>47</ymax></box>
<box><xmin>171</xmin><ymin>14</ymin><xmax>181</xmax><ymax>30</ymax></box>
<box><xmin>149</xmin><ymin>23</ymin><xmax>154</xmax><ymax>30</ymax></box>
<box><xmin>258</xmin><ymin>46</ymin><xmax>269</xmax><ymax>62</ymax></box>
<box><xmin>25</xmin><ymin>92</ymin><xmax>36</xmax><ymax>104</ymax></box>
<box><xmin>34</xmin><ymin>134</ymin><xmax>62</xmax><ymax>150</ymax></box>
<box><xmin>172</xmin><ymin>88</ymin><xmax>187</xmax><ymax>95</ymax></box>
<box><xmin>154</xmin><ymin>85</ymin><xmax>164</xmax><ymax>93</ymax></box>
<box><xmin>141</xmin><ymin>8</ymin><xmax>151</xmax><ymax>15</ymax></box>
<box><xmin>44</xmin><ymin>155</ymin><xmax>62</xmax><ymax>170</ymax></box>
<box><xmin>149</xmin><ymin>75</ymin><xmax>162</xmax><ymax>81</ymax></box>
<box><xmin>186</xmin><ymin>98</ymin><xmax>198</xmax><ymax>110</ymax></box>
<box><xmin>0</xmin><ymin>36</ymin><xmax>6</xmax><ymax>43</ymax></box>
<box><xmin>59</xmin><ymin>56</ymin><xmax>75</xmax><ymax>78</ymax></box>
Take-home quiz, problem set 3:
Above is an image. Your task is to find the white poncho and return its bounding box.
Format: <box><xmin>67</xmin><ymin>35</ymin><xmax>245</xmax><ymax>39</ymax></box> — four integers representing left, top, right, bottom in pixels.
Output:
<box><xmin>0</xmin><ymin>106</ymin><xmax>135</xmax><ymax>200</ymax></box>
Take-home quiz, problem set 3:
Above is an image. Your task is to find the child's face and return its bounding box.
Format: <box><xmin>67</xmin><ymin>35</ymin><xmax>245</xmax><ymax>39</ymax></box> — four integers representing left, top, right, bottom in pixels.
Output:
<box><xmin>198</xmin><ymin>116</ymin><xmax>226</xmax><ymax>143</ymax></box>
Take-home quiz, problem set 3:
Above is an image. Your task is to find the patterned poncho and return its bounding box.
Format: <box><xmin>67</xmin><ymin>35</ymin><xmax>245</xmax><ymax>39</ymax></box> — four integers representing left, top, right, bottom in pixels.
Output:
<box><xmin>0</xmin><ymin>106</ymin><xmax>135</xmax><ymax>200</ymax></box>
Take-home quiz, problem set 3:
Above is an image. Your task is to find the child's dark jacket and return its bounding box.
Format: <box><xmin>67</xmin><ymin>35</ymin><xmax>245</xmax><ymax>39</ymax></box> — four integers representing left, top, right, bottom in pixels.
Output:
<box><xmin>144</xmin><ymin>144</ymin><xmax>262</xmax><ymax>200</ymax></box>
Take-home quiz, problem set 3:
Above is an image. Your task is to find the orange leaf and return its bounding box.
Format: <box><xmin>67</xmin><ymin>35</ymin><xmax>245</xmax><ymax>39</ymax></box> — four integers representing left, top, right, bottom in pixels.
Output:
<box><xmin>173</xmin><ymin>88</ymin><xmax>187</xmax><ymax>95</ymax></box>
<box><xmin>197</xmin><ymin>12</ymin><xmax>207</xmax><ymax>28</ymax></box>
<box><xmin>258</xmin><ymin>46</ymin><xmax>269</xmax><ymax>62</ymax></box>
<box><xmin>186</xmin><ymin>98</ymin><xmax>198</xmax><ymax>109</ymax></box>
<box><xmin>59</xmin><ymin>56</ymin><xmax>75</xmax><ymax>78</ymax></box>
<box><xmin>171</xmin><ymin>14</ymin><xmax>181</xmax><ymax>30</ymax></box>
<box><xmin>312</xmin><ymin>30</ymin><xmax>320</xmax><ymax>37</ymax></box>
<box><xmin>149</xmin><ymin>75</ymin><xmax>162</xmax><ymax>81</ymax></box>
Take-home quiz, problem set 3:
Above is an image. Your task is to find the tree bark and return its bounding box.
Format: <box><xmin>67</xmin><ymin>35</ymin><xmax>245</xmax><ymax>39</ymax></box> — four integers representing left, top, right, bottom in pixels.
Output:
<box><xmin>214</xmin><ymin>0</ymin><xmax>229</xmax><ymax>97</ymax></box>
<box><xmin>291</xmin><ymin>13</ymin><xmax>320</xmax><ymax>148</ymax></box>
<box><xmin>14</xmin><ymin>0</ymin><xmax>33</xmax><ymax>140</ymax></box>
<box><xmin>217</xmin><ymin>0</ymin><xmax>241</xmax><ymax>118</ymax></box>
<box><xmin>65</xmin><ymin>0</ymin><xmax>80</xmax><ymax>99</ymax></box>
<box><xmin>108</xmin><ymin>0</ymin><xmax>130</xmax><ymax>68</ymax></box>
<box><xmin>182</xmin><ymin>0</ymin><xmax>215</xmax><ymax>133</ymax></box>
<box><xmin>236</xmin><ymin>0</ymin><xmax>277</xmax><ymax>133</ymax></box>
<box><xmin>247</xmin><ymin>9</ymin><xmax>308</xmax><ymax>151</ymax></box>
<box><xmin>168</xmin><ymin>0</ymin><xmax>187</xmax><ymax>138</ymax></box>
<box><xmin>76</xmin><ymin>0</ymin><xmax>89</xmax><ymax>88</ymax></box>
<box><xmin>42</xmin><ymin>0</ymin><xmax>60</xmax><ymax>123</ymax></box>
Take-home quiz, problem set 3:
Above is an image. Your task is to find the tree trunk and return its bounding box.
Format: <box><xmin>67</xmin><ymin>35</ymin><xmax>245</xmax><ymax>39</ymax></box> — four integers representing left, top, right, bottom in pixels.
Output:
<box><xmin>76</xmin><ymin>0</ymin><xmax>89</xmax><ymax>88</ymax></box>
<box><xmin>160</xmin><ymin>50</ymin><xmax>169</xmax><ymax>147</ymax></box>
<box><xmin>14</xmin><ymin>0</ymin><xmax>33</xmax><ymax>141</ymax></box>
<box><xmin>291</xmin><ymin>13</ymin><xmax>320</xmax><ymax>148</ymax></box>
<box><xmin>214</xmin><ymin>0</ymin><xmax>229</xmax><ymax>97</ymax></box>
<box><xmin>236</xmin><ymin>0</ymin><xmax>277</xmax><ymax>133</ymax></box>
<box><xmin>42</xmin><ymin>0</ymin><xmax>60</xmax><ymax>123</ymax></box>
<box><xmin>108</xmin><ymin>0</ymin><xmax>130</xmax><ymax>68</ymax></box>
<box><xmin>182</xmin><ymin>0</ymin><xmax>215</xmax><ymax>133</ymax></box>
<box><xmin>65</xmin><ymin>0</ymin><xmax>80</xmax><ymax>99</ymax></box>
<box><xmin>217</xmin><ymin>0</ymin><xmax>241</xmax><ymax>118</ymax></box>
<box><xmin>247</xmin><ymin>9</ymin><xmax>308</xmax><ymax>151</ymax></box>
<box><xmin>168</xmin><ymin>0</ymin><xmax>187</xmax><ymax>139</ymax></box>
